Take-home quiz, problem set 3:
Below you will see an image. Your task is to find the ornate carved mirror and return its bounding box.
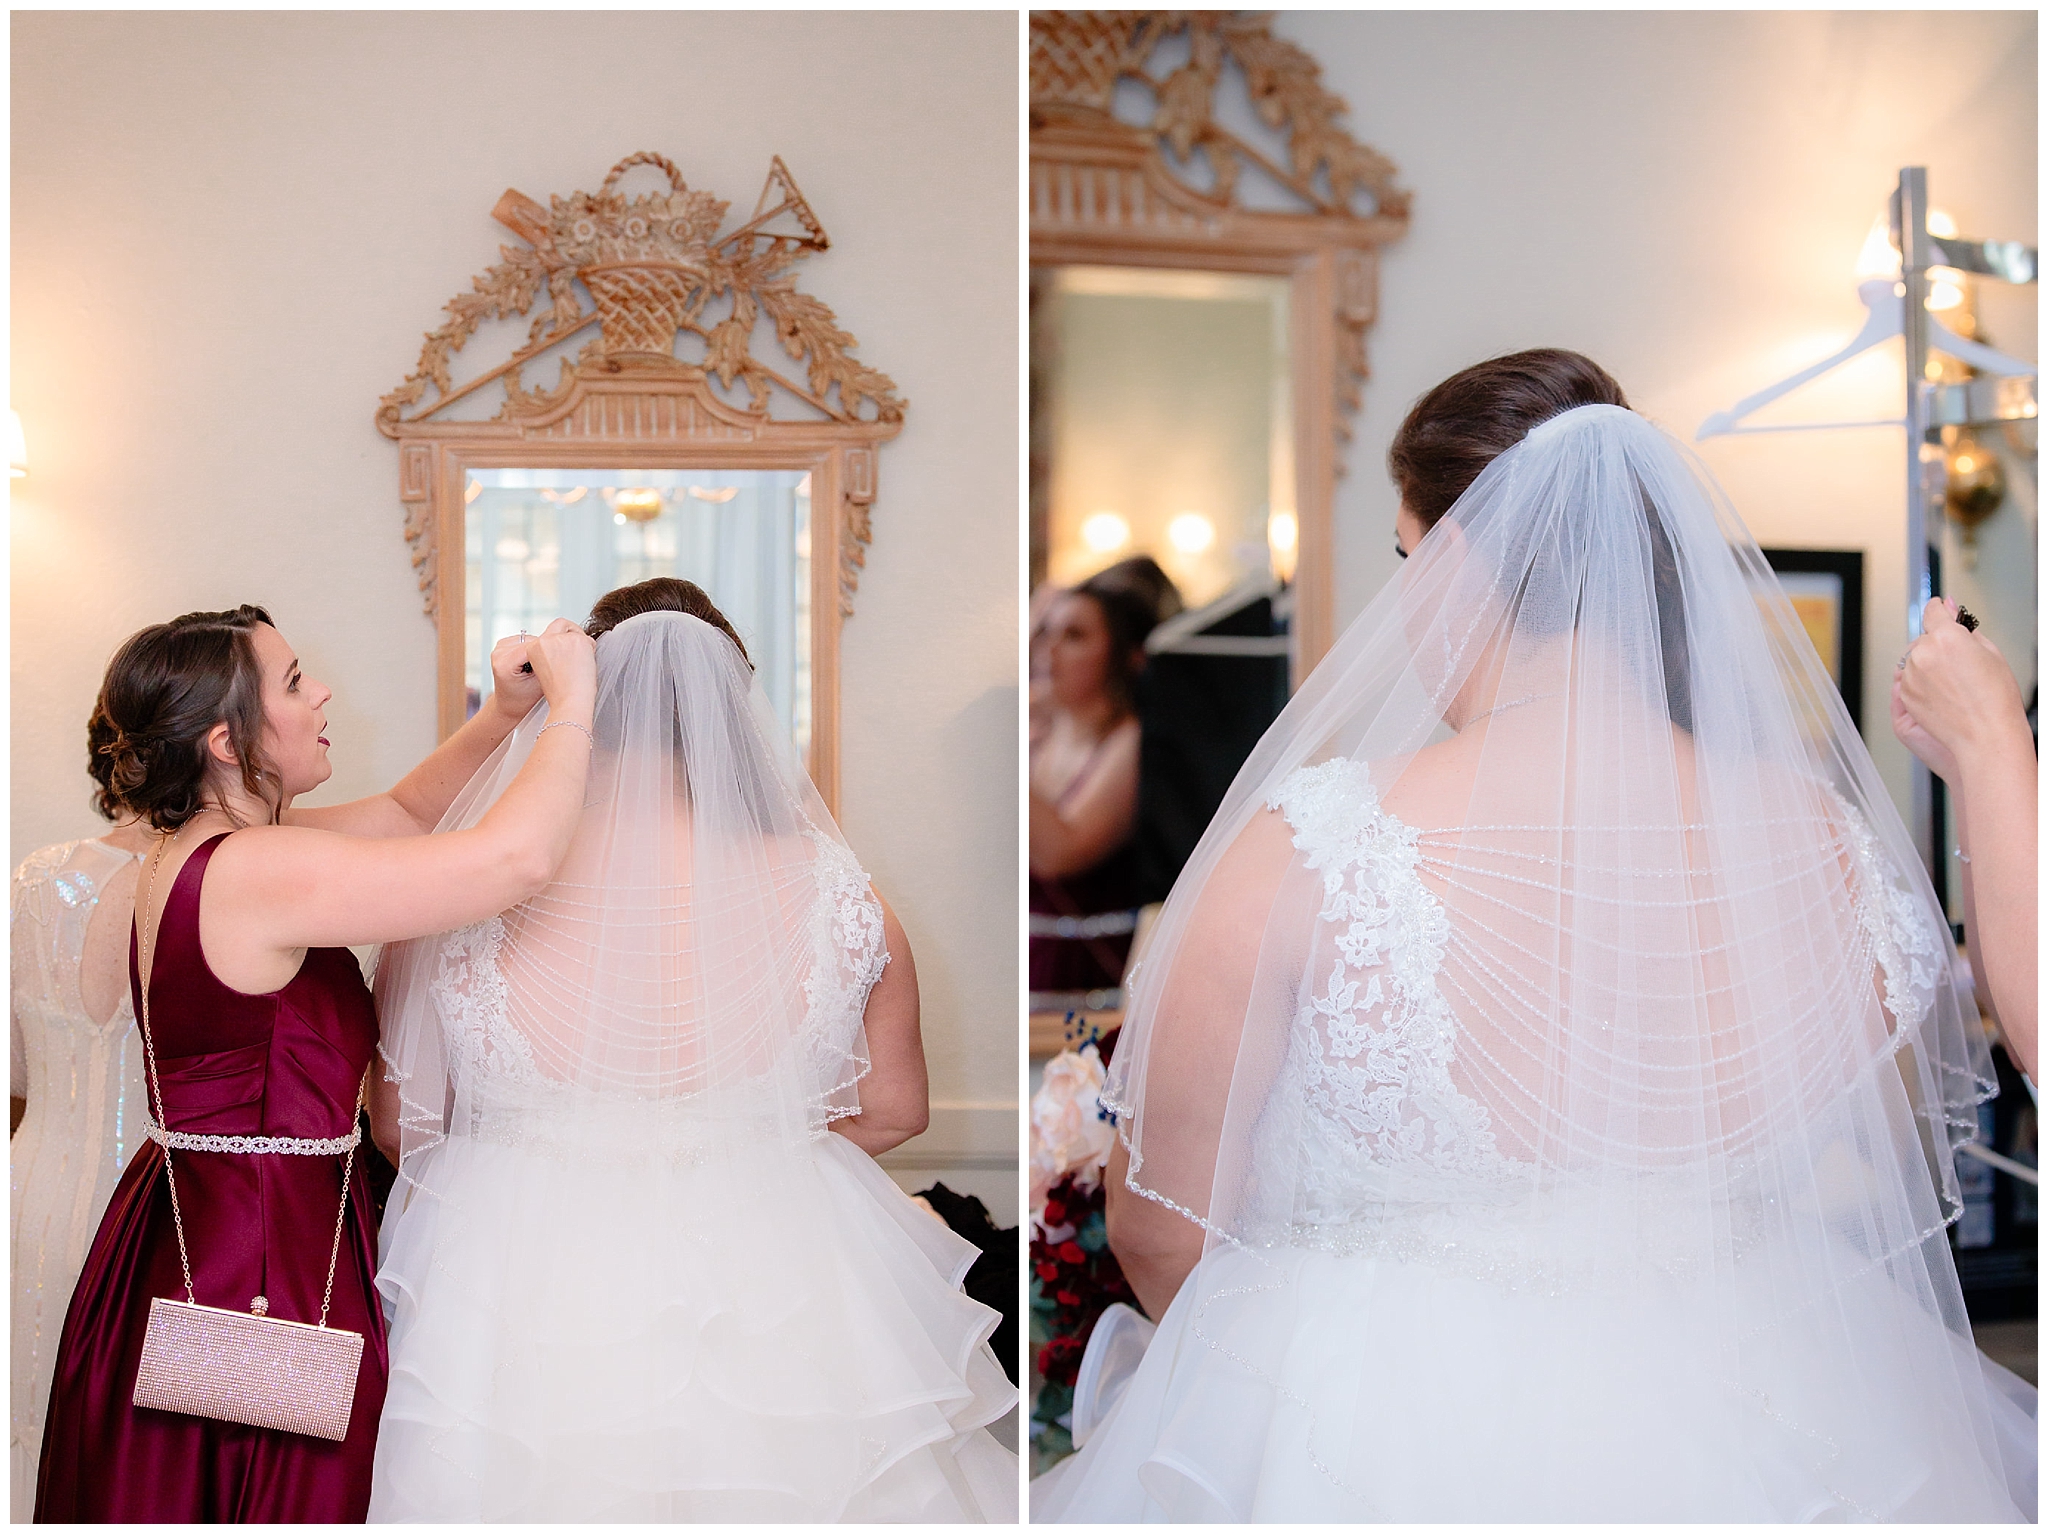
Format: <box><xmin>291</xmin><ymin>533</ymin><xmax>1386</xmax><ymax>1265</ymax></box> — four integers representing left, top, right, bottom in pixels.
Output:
<box><xmin>380</xmin><ymin>152</ymin><xmax>904</xmax><ymax>813</ymax></box>
<box><xmin>1030</xmin><ymin>12</ymin><xmax>1408</xmax><ymax>676</ymax></box>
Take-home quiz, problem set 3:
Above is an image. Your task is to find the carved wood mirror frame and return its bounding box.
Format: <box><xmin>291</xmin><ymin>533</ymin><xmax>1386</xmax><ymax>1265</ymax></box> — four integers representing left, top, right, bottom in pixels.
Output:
<box><xmin>1030</xmin><ymin>13</ymin><xmax>1409</xmax><ymax>678</ymax></box>
<box><xmin>379</xmin><ymin>152</ymin><xmax>905</xmax><ymax>816</ymax></box>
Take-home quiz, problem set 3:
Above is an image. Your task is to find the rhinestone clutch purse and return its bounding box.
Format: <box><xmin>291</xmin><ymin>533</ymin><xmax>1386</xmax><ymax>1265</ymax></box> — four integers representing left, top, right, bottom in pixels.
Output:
<box><xmin>127</xmin><ymin>834</ymin><xmax>366</xmax><ymax>1442</ymax></box>
<box><xmin>133</xmin><ymin>1296</ymin><xmax>364</xmax><ymax>1440</ymax></box>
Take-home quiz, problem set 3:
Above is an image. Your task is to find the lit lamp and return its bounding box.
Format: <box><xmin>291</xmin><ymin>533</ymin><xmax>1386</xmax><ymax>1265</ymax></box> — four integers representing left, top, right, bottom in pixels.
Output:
<box><xmin>1853</xmin><ymin>210</ymin><xmax>1971</xmax><ymax>318</ymax></box>
<box><xmin>1268</xmin><ymin>508</ymin><xmax>1299</xmax><ymax>584</ymax></box>
<box><xmin>1080</xmin><ymin>510</ymin><xmax>1130</xmax><ymax>556</ymax></box>
<box><xmin>612</xmin><ymin>487</ymin><xmax>665</xmax><ymax>523</ymax></box>
<box><xmin>10</xmin><ymin>410</ymin><xmax>28</xmax><ymax>478</ymax></box>
<box><xmin>1167</xmin><ymin>512</ymin><xmax>1215</xmax><ymax>554</ymax></box>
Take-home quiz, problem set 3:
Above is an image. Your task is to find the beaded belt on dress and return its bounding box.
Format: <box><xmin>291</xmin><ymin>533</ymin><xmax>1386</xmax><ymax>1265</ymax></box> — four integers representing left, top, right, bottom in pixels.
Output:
<box><xmin>143</xmin><ymin>1119</ymin><xmax>361</xmax><ymax>1156</ymax></box>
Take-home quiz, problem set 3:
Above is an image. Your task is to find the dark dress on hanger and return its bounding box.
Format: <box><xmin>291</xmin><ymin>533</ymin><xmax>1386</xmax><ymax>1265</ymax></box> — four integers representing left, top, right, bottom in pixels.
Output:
<box><xmin>34</xmin><ymin>833</ymin><xmax>388</xmax><ymax>1523</ymax></box>
<box><xmin>1030</xmin><ymin>733</ymin><xmax>1145</xmax><ymax>994</ymax></box>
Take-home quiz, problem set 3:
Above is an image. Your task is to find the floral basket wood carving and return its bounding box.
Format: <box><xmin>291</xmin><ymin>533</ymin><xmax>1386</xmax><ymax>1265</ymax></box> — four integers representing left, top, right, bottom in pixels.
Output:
<box><xmin>378</xmin><ymin>151</ymin><xmax>905</xmax><ymax>811</ymax></box>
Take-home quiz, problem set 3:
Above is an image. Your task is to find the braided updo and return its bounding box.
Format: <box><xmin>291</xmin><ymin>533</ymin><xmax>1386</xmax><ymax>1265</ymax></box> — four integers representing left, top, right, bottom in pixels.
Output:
<box><xmin>87</xmin><ymin>604</ymin><xmax>278</xmax><ymax>831</ymax></box>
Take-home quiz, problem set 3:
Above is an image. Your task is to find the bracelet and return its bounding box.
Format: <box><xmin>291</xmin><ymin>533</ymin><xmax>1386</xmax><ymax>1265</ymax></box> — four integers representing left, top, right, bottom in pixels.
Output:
<box><xmin>537</xmin><ymin>720</ymin><xmax>595</xmax><ymax>749</ymax></box>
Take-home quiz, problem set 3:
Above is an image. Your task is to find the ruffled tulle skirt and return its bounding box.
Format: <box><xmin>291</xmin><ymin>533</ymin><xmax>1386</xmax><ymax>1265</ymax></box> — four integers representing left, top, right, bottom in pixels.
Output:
<box><xmin>369</xmin><ymin>1130</ymin><xmax>1016</xmax><ymax>1522</ymax></box>
<box><xmin>1033</xmin><ymin>1238</ymin><xmax>2035</xmax><ymax>1523</ymax></box>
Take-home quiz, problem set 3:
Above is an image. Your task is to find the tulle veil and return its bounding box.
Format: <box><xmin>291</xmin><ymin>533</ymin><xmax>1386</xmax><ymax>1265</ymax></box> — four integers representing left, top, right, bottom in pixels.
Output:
<box><xmin>1089</xmin><ymin>402</ymin><xmax>2029</xmax><ymax>1515</ymax></box>
<box><xmin>374</xmin><ymin>609</ymin><xmax>882</xmax><ymax>1184</ymax></box>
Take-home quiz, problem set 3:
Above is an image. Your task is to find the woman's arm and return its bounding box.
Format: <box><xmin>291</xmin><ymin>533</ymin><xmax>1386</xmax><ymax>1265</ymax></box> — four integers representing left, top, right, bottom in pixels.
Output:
<box><xmin>831</xmin><ymin>891</ymin><xmax>929</xmax><ymax>1157</ymax></box>
<box><xmin>287</xmin><ymin>635</ymin><xmax>546</xmax><ymax>840</ymax></box>
<box><xmin>202</xmin><ymin>625</ymin><xmax>598</xmax><ymax>985</ymax></box>
<box><xmin>1895</xmin><ymin>598</ymin><xmax>2037</xmax><ymax>1077</ymax></box>
<box><xmin>1105</xmin><ymin>809</ymin><xmax>1298</xmax><ymax>1319</ymax></box>
<box><xmin>1029</xmin><ymin>719</ymin><xmax>1139</xmax><ymax>880</ymax></box>
<box><xmin>366</xmin><ymin>1059</ymin><xmax>401</xmax><ymax>1167</ymax></box>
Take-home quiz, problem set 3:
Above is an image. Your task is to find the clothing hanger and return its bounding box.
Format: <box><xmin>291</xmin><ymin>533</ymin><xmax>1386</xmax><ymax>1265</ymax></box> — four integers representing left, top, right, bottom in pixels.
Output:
<box><xmin>1697</xmin><ymin>279</ymin><xmax>2038</xmax><ymax>441</ymax></box>
<box><xmin>1146</xmin><ymin>571</ymin><xmax>1290</xmax><ymax>657</ymax></box>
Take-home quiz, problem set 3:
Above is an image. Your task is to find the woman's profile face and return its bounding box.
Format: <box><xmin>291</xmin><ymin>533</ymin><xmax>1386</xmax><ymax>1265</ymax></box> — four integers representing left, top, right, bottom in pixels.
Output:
<box><xmin>1395</xmin><ymin>501</ymin><xmax>1428</xmax><ymax>559</ymax></box>
<box><xmin>247</xmin><ymin>621</ymin><xmax>334</xmax><ymax>798</ymax></box>
<box><xmin>1045</xmin><ymin>591</ymin><xmax>1116</xmax><ymax>711</ymax></box>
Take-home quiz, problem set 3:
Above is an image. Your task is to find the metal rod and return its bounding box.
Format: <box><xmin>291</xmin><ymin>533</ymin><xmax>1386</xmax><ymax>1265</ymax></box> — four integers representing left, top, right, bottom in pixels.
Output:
<box><xmin>1896</xmin><ymin>167</ymin><xmax>1937</xmax><ymax>881</ymax></box>
<box><xmin>1958</xmin><ymin>1140</ymin><xmax>2041</xmax><ymax>1187</ymax></box>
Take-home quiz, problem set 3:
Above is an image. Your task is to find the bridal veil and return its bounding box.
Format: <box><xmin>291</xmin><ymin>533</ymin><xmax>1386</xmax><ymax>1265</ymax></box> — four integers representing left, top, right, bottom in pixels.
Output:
<box><xmin>376</xmin><ymin>609</ymin><xmax>876</xmax><ymax>1173</ymax></box>
<box><xmin>1078</xmin><ymin>403</ymin><xmax>2030</xmax><ymax>1518</ymax></box>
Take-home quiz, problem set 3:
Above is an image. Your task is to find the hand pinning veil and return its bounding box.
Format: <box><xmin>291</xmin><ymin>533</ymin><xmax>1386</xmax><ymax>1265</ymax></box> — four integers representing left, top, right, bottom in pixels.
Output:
<box><xmin>1048</xmin><ymin>403</ymin><xmax>2030</xmax><ymax>1521</ymax></box>
<box><xmin>376</xmin><ymin>609</ymin><xmax>879</xmax><ymax>1176</ymax></box>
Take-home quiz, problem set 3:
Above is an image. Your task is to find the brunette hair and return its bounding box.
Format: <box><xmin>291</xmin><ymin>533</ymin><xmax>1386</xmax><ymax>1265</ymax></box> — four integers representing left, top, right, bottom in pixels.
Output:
<box><xmin>1072</xmin><ymin>558</ymin><xmax>1180</xmax><ymax>716</ymax></box>
<box><xmin>1387</xmin><ymin>348</ymin><xmax>1630</xmax><ymax>532</ymax></box>
<box><xmin>1389</xmin><ymin>349</ymin><xmax>1692</xmax><ymax>732</ymax></box>
<box><xmin>87</xmin><ymin>604</ymin><xmax>278</xmax><ymax>831</ymax></box>
<box><xmin>585</xmin><ymin>578</ymin><xmax>751</xmax><ymax>668</ymax></box>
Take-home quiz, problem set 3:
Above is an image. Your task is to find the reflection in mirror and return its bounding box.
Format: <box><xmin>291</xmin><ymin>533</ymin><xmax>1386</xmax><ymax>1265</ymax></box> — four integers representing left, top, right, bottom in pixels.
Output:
<box><xmin>465</xmin><ymin>468</ymin><xmax>812</xmax><ymax>753</ymax></box>
<box><xmin>1035</xmin><ymin>266</ymin><xmax>1293</xmax><ymax>603</ymax></box>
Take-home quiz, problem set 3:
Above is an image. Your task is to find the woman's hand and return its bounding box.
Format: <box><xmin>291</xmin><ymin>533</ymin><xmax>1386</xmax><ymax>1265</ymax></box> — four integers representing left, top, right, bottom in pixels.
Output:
<box><xmin>1894</xmin><ymin>598</ymin><xmax>2030</xmax><ymax>780</ymax></box>
<box><xmin>485</xmin><ymin>632</ymin><xmax>546</xmax><ymax>723</ymax></box>
<box><xmin>1891</xmin><ymin>674</ymin><xmax>1959</xmax><ymax>782</ymax></box>
<box><xmin>524</xmin><ymin>619</ymin><xmax>597</xmax><ymax>718</ymax></box>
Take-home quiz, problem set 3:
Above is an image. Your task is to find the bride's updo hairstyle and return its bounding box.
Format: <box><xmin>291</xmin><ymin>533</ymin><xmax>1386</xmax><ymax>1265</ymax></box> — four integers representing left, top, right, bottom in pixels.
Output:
<box><xmin>1389</xmin><ymin>348</ymin><xmax>1692</xmax><ymax>731</ymax></box>
<box><xmin>87</xmin><ymin>604</ymin><xmax>278</xmax><ymax>831</ymax></box>
<box><xmin>1387</xmin><ymin>348</ymin><xmax>1630</xmax><ymax>531</ymax></box>
<box><xmin>586</xmin><ymin>577</ymin><xmax>750</xmax><ymax>668</ymax></box>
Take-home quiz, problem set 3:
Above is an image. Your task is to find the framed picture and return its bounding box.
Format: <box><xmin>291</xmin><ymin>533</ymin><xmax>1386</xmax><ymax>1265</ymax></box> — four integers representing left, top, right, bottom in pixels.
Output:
<box><xmin>1761</xmin><ymin>548</ymin><xmax>1865</xmax><ymax>734</ymax></box>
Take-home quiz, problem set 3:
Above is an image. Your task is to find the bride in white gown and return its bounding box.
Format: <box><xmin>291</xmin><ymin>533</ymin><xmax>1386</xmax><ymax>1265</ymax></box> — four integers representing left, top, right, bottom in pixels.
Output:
<box><xmin>1034</xmin><ymin>353</ymin><xmax>2035</xmax><ymax>1522</ymax></box>
<box><xmin>367</xmin><ymin>584</ymin><xmax>1016</xmax><ymax>1522</ymax></box>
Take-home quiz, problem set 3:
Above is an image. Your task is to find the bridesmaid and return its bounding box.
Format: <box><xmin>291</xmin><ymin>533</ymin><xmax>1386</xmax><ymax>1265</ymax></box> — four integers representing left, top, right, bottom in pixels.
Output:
<box><xmin>34</xmin><ymin>603</ymin><xmax>596</xmax><ymax>1523</ymax></box>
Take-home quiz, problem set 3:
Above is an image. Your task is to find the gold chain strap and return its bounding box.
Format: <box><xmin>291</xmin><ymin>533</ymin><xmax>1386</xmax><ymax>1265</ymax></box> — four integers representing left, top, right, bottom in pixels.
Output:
<box><xmin>138</xmin><ymin>829</ymin><xmax>359</xmax><ymax>1327</ymax></box>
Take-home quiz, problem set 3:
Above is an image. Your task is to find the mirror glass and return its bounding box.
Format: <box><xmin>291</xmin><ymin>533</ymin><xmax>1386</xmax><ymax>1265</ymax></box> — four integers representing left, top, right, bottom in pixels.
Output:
<box><xmin>464</xmin><ymin>467</ymin><xmax>813</xmax><ymax>753</ymax></box>
<box><xmin>1034</xmin><ymin>264</ymin><xmax>1293</xmax><ymax>604</ymax></box>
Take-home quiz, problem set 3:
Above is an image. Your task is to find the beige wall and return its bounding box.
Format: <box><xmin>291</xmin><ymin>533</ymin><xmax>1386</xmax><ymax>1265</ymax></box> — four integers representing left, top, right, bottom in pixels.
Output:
<box><xmin>1284</xmin><ymin>9</ymin><xmax>2036</xmax><ymax>824</ymax></box>
<box><xmin>11</xmin><ymin>11</ymin><xmax>1019</xmax><ymax>1203</ymax></box>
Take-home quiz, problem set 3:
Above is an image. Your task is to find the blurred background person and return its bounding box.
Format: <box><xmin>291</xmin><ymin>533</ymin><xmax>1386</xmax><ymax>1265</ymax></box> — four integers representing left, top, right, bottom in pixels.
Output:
<box><xmin>11</xmin><ymin>814</ymin><xmax>153</xmax><ymax>1519</ymax></box>
<box><xmin>1029</xmin><ymin>559</ymin><xmax>1179</xmax><ymax>1003</ymax></box>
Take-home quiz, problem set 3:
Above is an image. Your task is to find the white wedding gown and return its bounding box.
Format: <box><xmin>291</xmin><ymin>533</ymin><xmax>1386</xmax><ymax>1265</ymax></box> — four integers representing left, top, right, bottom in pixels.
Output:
<box><xmin>1034</xmin><ymin>764</ymin><xmax>2037</xmax><ymax>1523</ymax></box>
<box><xmin>368</xmin><ymin>913</ymin><xmax>1018</xmax><ymax>1524</ymax></box>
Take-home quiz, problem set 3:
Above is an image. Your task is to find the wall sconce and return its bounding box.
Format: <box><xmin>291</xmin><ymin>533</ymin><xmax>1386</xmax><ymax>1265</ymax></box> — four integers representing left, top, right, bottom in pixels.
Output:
<box><xmin>1853</xmin><ymin>209</ymin><xmax>1970</xmax><ymax>314</ymax></box>
<box><xmin>1942</xmin><ymin>427</ymin><xmax>2007</xmax><ymax>568</ymax></box>
<box><xmin>607</xmin><ymin>487</ymin><xmax>665</xmax><ymax>523</ymax></box>
<box><xmin>1080</xmin><ymin>510</ymin><xmax>1130</xmax><ymax>555</ymax></box>
<box><xmin>10</xmin><ymin>410</ymin><xmax>28</xmax><ymax>479</ymax></box>
<box><xmin>1167</xmin><ymin>512</ymin><xmax>1215</xmax><ymax>554</ymax></box>
<box><xmin>1268</xmin><ymin>508</ymin><xmax>1299</xmax><ymax>584</ymax></box>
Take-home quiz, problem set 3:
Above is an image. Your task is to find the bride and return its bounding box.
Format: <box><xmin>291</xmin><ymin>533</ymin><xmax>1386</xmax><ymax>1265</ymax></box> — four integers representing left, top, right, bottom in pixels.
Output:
<box><xmin>1034</xmin><ymin>351</ymin><xmax>2036</xmax><ymax>1522</ymax></box>
<box><xmin>367</xmin><ymin>579</ymin><xmax>1016</xmax><ymax>1522</ymax></box>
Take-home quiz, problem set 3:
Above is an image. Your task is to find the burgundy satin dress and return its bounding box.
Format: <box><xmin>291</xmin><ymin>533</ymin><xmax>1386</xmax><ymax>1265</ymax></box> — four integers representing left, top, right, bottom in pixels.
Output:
<box><xmin>34</xmin><ymin>834</ymin><xmax>388</xmax><ymax>1523</ymax></box>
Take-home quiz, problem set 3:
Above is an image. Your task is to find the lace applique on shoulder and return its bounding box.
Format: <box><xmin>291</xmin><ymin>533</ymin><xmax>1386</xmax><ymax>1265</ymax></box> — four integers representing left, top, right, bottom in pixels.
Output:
<box><xmin>431</xmin><ymin>917</ymin><xmax>546</xmax><ymax>1090</ymax></box>
<box><xmin>801</xmin><ymin>834</ymin><xmax>885</xmax><ymax>1118</ymax></box>
<box><xmin>1269</xmin><ymin>760</ymin><xmax>1508</xmax><ymax>1199</ymax></box>
<box><xmin>1830</xmin><ymin>790</ymin><xmax>1942</xmax><ymax>1034</ymax></box>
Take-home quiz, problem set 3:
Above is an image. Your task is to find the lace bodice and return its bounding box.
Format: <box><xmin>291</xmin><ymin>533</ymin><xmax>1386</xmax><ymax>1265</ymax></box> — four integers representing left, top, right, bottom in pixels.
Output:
<box><xmin>423</xmin><ymin>831</ymin><xmax>888</xmax><ymax>1157</ymax></box>
<box><xmin>11</xmin><ymin>838</ymin><xmax>147</xmax><ymax>1515</ymax></box>
<box><xmin>1268</xmin><ymin>762</ymin><xmax>1517</xmax><ymax>1226</ymax></box>
<box><xmin>1264</xmin><ymin>759</ymin><xmax>1948</xmax><ymax>1262</ymax></box>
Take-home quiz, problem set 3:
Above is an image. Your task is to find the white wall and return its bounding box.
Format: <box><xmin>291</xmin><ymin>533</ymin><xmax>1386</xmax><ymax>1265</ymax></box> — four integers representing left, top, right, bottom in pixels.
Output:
<box><xmin>10</xmin><ymin>11</ymin><xmax>1019</xmax><ymax>1206</ymax></box>
<box><xmin>1280</xmin><ymin>9</ymin><xmax>2037</xmax><ymax>821</ymax></box>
